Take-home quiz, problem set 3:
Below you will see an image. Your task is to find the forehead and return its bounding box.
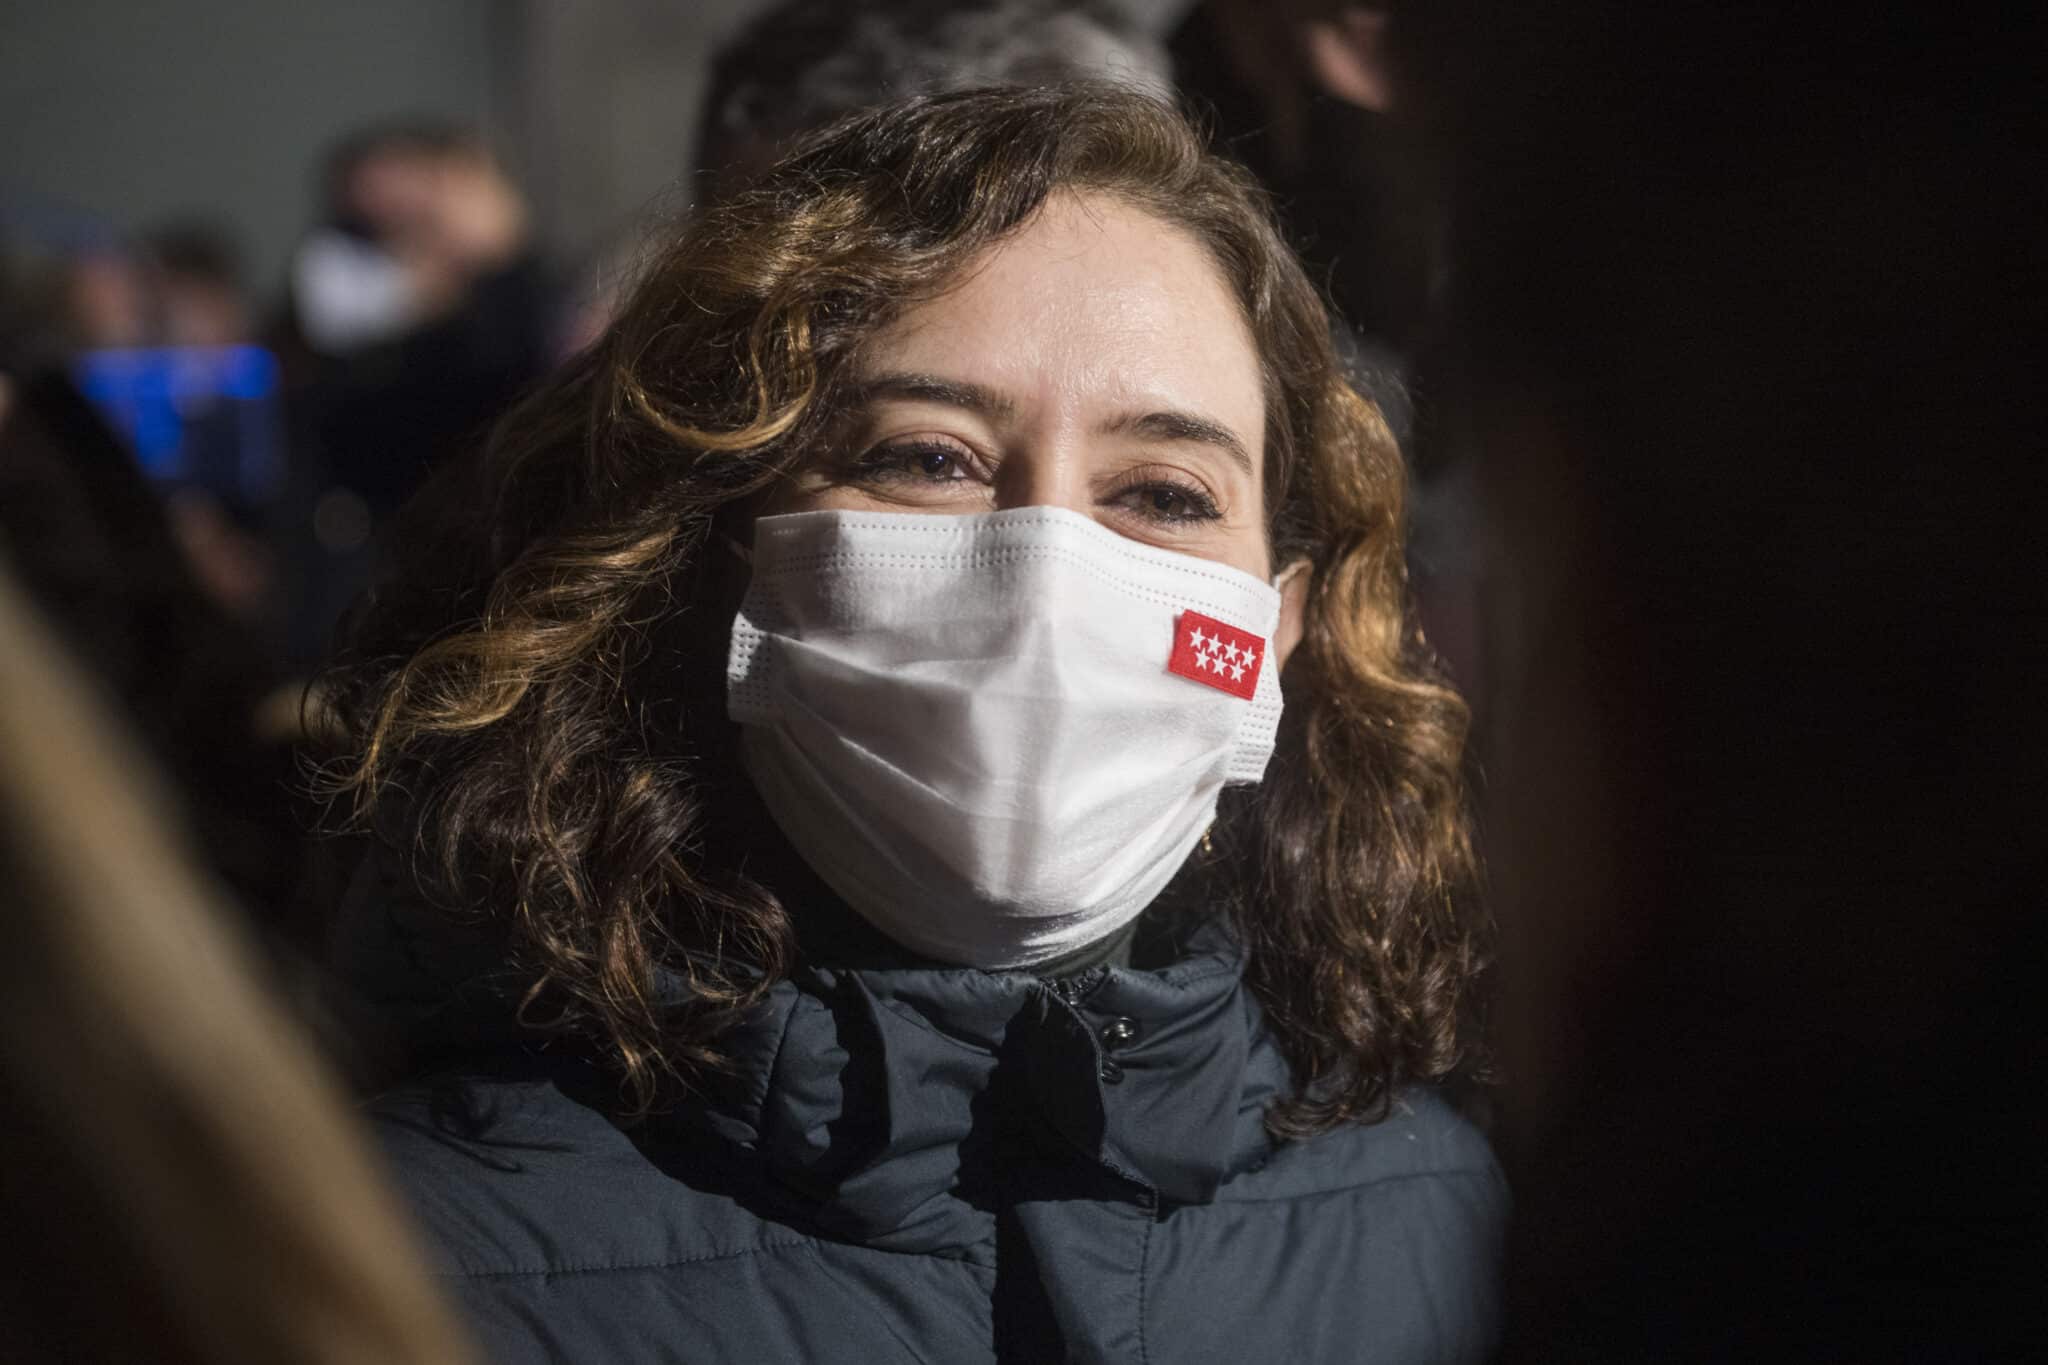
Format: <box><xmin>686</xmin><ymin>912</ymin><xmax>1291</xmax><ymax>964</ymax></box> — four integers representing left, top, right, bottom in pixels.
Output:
<box><xmin>860</xmin><ymin>193</ymin><xmax>1264</xmax><ymax>448</ymax></box>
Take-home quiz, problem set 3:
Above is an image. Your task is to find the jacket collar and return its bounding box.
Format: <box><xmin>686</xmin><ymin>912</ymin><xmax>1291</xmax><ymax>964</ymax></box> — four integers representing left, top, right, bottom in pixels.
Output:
<box><xmin>336</xmin><ymin>849</ymin><xmax>1285</xmax><ymax>1249</ymax></box>
<box><xmin>661</xmin><ymin>910</ymin><xmax>1283</xmax><ymax>1247</ymax></box>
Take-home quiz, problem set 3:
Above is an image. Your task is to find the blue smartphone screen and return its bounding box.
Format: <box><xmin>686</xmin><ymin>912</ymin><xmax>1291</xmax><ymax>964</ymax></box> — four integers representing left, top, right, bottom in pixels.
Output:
<box><xmin>72</xmin><ymin>345</ymin><xmax>284</xmax><ymax>506</ymax></box>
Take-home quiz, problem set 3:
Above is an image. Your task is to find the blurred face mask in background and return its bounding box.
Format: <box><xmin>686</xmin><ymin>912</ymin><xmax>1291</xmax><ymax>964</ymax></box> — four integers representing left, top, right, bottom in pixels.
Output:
<box><xmin>727</xmin><ymin>506</ymin><xmax>1286</xmax><ymax>968</ymax></box>
<box><xmin>290</xmin><ymin>227</ymin><xmax>420</xmax><ymax>354</ymax></box>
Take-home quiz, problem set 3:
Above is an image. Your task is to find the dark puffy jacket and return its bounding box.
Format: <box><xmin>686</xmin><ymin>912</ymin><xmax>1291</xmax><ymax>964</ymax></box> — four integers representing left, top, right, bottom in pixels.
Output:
<box><xmin>358</xmin><ymin>884</ymin><xmax>1506</xmax><ymax>1363</ymax></box>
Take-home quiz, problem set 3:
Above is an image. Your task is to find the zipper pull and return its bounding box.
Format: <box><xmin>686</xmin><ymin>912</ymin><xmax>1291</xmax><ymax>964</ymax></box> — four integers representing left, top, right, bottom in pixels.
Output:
<box><xmin>1042</xmin><ymin>964</ymin><xmax>1110</xmax><ymax>1009</ymax></box>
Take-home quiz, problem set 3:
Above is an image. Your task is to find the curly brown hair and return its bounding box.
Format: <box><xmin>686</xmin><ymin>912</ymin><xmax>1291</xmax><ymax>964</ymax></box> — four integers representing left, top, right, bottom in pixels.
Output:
<box><xmin>321</xmin><ymin>83</ymin><xmax>1483</xmax><ymax>1138</ymax></box>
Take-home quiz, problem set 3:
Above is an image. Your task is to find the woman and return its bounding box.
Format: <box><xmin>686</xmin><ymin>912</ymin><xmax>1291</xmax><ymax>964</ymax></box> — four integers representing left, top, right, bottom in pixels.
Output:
<box><xmin>327</xmin><ymin>84</ymin><xmax>1502</xmax><ymax>1363</ymax></box>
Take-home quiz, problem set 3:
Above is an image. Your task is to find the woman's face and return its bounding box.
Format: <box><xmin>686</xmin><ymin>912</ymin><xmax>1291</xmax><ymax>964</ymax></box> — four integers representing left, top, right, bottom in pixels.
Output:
<box><xmin>773</xmin><ymin>192</ymin><xmax>1276</xmax><ymax>580</ymax></box>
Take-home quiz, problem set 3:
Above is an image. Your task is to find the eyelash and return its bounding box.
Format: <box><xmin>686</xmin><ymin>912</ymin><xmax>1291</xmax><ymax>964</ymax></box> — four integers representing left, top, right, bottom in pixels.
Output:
<box><xmin>846</xmin><ymin>441</ymin><xmax>1225</xmax><ymax>527</ymax></box>
<box><xmin>844</xmin><ymin>439</ymin><xmax>976</xmax><ymax>484</ymax></box>
<box><xmin>1102</xmin><ymin>464</ymin><xmax>1224</xmax><ymax>525</ymax></box>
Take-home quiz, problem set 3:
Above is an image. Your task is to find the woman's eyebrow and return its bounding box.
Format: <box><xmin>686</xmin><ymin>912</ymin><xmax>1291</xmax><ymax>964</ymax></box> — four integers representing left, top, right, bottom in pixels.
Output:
<box><xmin>851</xmin><ymin>371</ymin><xmax>1017</xmax><ymax>422</ymax></box>
<box><xmin>1099</xmin><ymin>409</ymin><xmax>1255</xmax><ymax>478</ymax></box>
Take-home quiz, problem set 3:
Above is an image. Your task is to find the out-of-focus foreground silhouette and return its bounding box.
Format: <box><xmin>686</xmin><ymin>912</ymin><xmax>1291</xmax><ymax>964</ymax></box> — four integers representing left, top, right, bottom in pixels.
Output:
<box><xmin>0</xmin><ymin>549</ymin><xmax>472</xmax><ymax>1364</ymax></box>
<box><xmin>1401</xmin><ymin>1</ymin><xmax>2041</xmax><ymax>1356</ymax></box>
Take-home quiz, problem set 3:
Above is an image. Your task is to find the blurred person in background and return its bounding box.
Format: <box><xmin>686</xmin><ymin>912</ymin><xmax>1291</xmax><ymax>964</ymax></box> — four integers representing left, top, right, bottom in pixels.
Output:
<box><xmin>560</xmin><ymin>0</ymin><xmax>1176</xmax><ymax>359</ymax></box>
<box><xmin>321</xmin><ymin>85</ymin><xmax>1501</xmax><ymax>1363</ymax></box>
<box><xmin>1</xmin><ymin>214</ymin><xmax>310</xmax><ymax>936</ymax></box>
<box><xmin>58</xmin><ymin>243</ymin><xmax>153</xmax><ymax>350</ymax></box>
<box><xmin>0</xmin><ymin>206</ymin><xmax>151</xmax><ymax>362</ymax></box>
<box><xmin>2</xmin><ymin>207</ymin><xmax>273</xmax><ymax>633</ymax></box>
<box><xmin>1169</xmin><ymin>2</ymin><xmax>1494</xmax><ymax>708</ymax></box>
<box><xmin>138</xmin><ymin>220</ymin><xmax>279</xmax><ymax>628</ymax></box>
<box><xmin>145</xmin><ymin>220</ymin><xmax>254</xmax><ymax>348</ymax></box>
<box><xmin>0</xmin><ymin>560</ymin><xmax>473</xmax><ymax>1364</ymax></box>
<box><xmin>1171</xmin><ymin>1</ymin><xmax>1420</xmax><ymax>418</ymax></box>
<box><xmin>274</xmin><ymin>120</ymin><xmax>557</xmax><ymax>663</ymax></box>
<box><xmin>697</xmin><ymin>0</ymin><xmax>1171</xmax><ymax>192</ymax></box>
<box><xmin>1398</xmin><ymin>1</ymin><xmax>2039</xmax><ymax>1357</ymax></box>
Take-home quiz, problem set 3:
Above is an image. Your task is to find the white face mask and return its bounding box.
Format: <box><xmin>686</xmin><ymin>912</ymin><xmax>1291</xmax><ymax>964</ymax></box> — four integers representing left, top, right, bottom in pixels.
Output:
<box><xmin>727</xmin><ymin>506</ymin><xmax>1285</xmax><ymax>968</ymax></box>
<box><xmin>290</xmin><ymin>228</ymin><xmax>421</xmax><ymax>354</ymax></box>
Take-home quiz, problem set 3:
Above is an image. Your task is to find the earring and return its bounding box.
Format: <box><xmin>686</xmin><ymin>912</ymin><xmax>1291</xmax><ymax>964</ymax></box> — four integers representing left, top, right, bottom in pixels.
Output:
<box><xmin>1200</xmin><ymin>825</ymin><xmax>1215</xmax><ymax>856</ymax></box>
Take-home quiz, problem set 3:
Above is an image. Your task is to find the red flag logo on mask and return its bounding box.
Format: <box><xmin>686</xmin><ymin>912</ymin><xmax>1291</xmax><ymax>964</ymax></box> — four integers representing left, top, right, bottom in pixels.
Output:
<box><xmin>1168</xmin><ymin>610</ymin><xmax>1265</xmax><ymax>699</ymax></box>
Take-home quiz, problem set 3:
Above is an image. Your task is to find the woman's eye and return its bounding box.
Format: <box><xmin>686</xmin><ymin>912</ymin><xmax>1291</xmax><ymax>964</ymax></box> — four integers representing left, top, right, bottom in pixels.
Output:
<box><xmin>848</xmin><ymin>440</ymin><xmax>972</xmax><ymax>483</ymax></box>
<box><xmin>1117</xmin><ymin>480</ymin><xmax>1222</xmax><ymax>525</ymax></box>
